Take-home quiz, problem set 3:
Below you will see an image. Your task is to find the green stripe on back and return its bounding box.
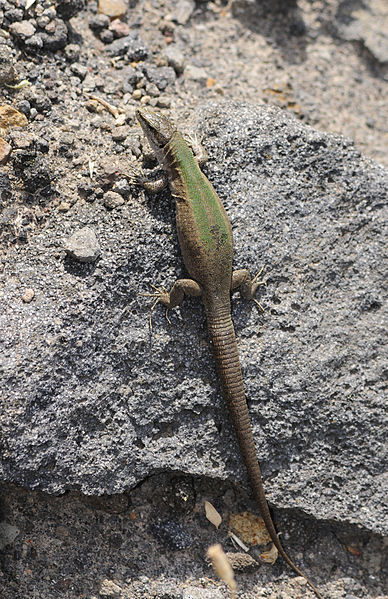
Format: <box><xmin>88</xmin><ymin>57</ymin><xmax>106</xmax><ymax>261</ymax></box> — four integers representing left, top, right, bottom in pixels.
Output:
<box><xmin>169</xmin><ymin>133</ymin><xmax>232</xmax><ymax>253</ymax></box>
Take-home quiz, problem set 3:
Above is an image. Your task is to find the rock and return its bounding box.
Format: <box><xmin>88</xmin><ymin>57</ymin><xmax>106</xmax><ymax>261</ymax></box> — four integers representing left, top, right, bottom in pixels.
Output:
<box><xmin>0</xmin><ymin>105</ymin><xmax>28</xmax><ymax>129</ymax></box>
<box><xmin>0</xmin><ymin>102</ymin><xmax>386</xmax><ymax>542</ymax></box>
<box><xmin>99</xmin><ymin>579</ymin><xmax>122</xmax><ymax>597</ymax></box>
<box><xmin>0</xmin><ymin>44</ymin><xmax>17</xmax><ymax>85</ymax></box>
<box><xmin>64</xmin><ymin>43</ymin><xmax>81</xmax><ymax>62</ymax></box>
<box><xmin>21</xmin><ymin>289</ymin><xmax>35</xmax><ymax>303</ymax></box>
<box><xmin>105</xmin><ymin>32</ymin><xmax>148</xmax><ymax>60</ymax></box>
<box><xmin>0</xmin><ymin>521</ymin><xmax>19</xmax><ymax>550</ymax></box>
<box><xmin>56</xmin><ymin>0</ymin><xmax>86</xmax><ymax>20</ymax></box>
<box><xmin>170</xmin><ymin>0</ymin><xmax>195</xmax><ymax>25</ymax></box>
<box><xmin>9</xmin><ymin>20</ymin><xmax>36</xmax><ymax>40</ymax></box>
<box><xmin>109</xmin><ymin>18</ymin><xmax>130</xmax><ymax>38</ymax></box>
<box><xmin>39</xmin><ymin>19</ymin><xmax>68</xmax><ymax>51</ymax></box>
<box><xmin>184</xmin><ymin>64</ymin><xmax>208</xmax><ymax>84</ymax></box>
<box><xmin>89</xmin><ymin>13</ymin><xmax>110</xmax><ymax>33</ymax></box>
<box><xmin>336</xmin><ymin>0</ymin><xmax>388</xmax><ymax>64</ymax></box>
<box><xmin>103</xmin><ymin>190</ymin><xmax>124</xmax><ymax>209</ymax></box>
<box><xmin>98</xmin><ymin>0</ymin><xmax>127</xmax><ymax>19</ymax></box>
<box><xmin>24</xmin><ymin>34</ymin><xmax>44</xmax><ymax>51</ymax></box>
<box><xmin>65</xmin><ymin>227</ymin><xmax>101</xmax><ymax>263</ymax></box>
<box><xmin>142</xmin><ymin>65</ymin><xmax>176</xmax><ymax>90</ymax></box>
<box><xmin>164</xmin><ymin>45</ymin><xmax>185</xmax><ymax>74</ymax></box>
<box><xmin>0</xmin><ymin>138</ymin><xmax>11</xmax><ymax>164</ymax></box>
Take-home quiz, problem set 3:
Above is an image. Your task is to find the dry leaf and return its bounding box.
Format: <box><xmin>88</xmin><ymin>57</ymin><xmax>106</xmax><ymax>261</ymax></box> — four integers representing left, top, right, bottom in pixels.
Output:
<box><xmin>205</xmin><ymin>500</ymin><xmax>222</xmax><ymax>529</ymax></box>
<box><xmin>260</xmin><ymin>542</ymin><xmax>279</xmax><ymax>564</ymax></box>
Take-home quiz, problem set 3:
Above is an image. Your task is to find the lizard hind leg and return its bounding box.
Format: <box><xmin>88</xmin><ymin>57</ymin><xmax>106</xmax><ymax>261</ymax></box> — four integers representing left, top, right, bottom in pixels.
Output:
<box><xmin>141</xmin><ymin>279</ymin><xmax>202</xmax><ymax>330</ymax></box>
<box><xmin>231</xmin><ymin>267</ymin><xmax>266</xmax><ymax>311</ymax></box>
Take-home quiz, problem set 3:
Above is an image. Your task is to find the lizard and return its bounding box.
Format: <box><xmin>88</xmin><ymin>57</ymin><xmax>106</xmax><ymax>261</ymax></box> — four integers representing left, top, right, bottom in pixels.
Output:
<box><xmin>132</xmin><ymin>107</ymin><xmax>323</xmax><ymax>599</ymax></box>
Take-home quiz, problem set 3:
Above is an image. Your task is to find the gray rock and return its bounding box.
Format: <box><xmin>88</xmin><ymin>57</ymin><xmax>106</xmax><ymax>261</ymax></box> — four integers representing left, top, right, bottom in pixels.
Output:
<box><xmin>164</xmin><ymin>45</ymin><xmax>185</xmax><ymax>74</ymax></box>
<box><xmin>106</xmin><ymin>33</ymin><xmax>148</xmax><ymax>61</ymax></box>
<box><xmin>0</xmin><ymin>42</ymin><xmax>17</xmax><ymax>85</ymax></box>
<box><xmin>336</xmin><ymin>0</ymin><xmax>388</xmax><ymax>64</ymax></box>
<box><xmin>184</xmin><ymin>64</ymin><xmax>208</xmax><ymax>84</ymax></box>
<box><xmin>171</xmin><ymin>0</ymin><xmax>195</xmax><ymax>25</ymax></box>
<box><xmin>103</xmin><ymin>190</ymin><xmax>124</xmax><ymax>209</ymax></box>
<box><xmin>64</xmin><ymin>226</ymin><xmax>101</xmax><ymax>262</ymax></box>
<box><xmin>0</xmin><ymin>102</ymin><xmax>386</xmax><ymax>540</ymax></box>
<box><xmin>9</xmin><ymin>20</ymin><xmax>36</xmax><ymax>39</ymax></box>
<box><xmin>143</xmin><ymin>65</ymin><xmax>176</xmax><ymax>90</ymax></box>
<box><xmin>0</xmin><ymin>521</ymin><xmax>19</xmax><ymax>550</ymax></box>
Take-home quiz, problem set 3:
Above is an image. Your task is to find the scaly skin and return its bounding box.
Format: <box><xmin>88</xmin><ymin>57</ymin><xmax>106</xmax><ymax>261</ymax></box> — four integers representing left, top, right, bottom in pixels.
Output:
<box><xmin>135</xmin><ymin>107</ymin><xmax>323</xmax><ymax>599</ymax></box>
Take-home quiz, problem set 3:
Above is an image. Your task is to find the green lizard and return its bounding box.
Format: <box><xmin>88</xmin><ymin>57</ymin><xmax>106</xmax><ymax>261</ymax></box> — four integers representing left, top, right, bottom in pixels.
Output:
<box><xmin>133</xmin><ymin>107</ymin><xmax>323</xmax><ymax>599</ymax></box>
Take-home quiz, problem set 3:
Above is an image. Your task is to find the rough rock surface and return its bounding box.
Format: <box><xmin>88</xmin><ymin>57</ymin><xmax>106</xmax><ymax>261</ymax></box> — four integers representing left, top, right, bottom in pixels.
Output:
<box><xmin>1</xmin><ymin>102</ymin><xmax>386</xmax><ymax>541</ymax></box>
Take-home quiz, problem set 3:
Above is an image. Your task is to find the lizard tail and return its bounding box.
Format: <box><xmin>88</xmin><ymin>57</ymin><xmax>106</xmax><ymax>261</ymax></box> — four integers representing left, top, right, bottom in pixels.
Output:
<box><xmin>206</xmin><ymin>306</ymin><xmax>324</xmax><ymax>599</ymax></box>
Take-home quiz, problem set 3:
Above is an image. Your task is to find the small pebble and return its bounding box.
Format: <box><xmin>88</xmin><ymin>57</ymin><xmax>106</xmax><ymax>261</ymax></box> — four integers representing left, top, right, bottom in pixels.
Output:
<box><xmin>57</xmin><ymin>201</ymin><xmax>71</xmax><ymax>212</ymax></box>
<box><xmin>170</xmin><ymin>0</ymin><xmax>195</xmax><ymax>25</ymax></box>
<box><xmin>103</xmin><ymin>190</ymin><xmax>124</xmax><ymax>209</ymax></box>
<box><xmin>89</xmin><ymin>13</ymin><xmax>110</xmax><ymax>32</ymax></box>
<box><xmin>64</xmin><ymin>43</ymin><xmax>80</xmax><ymax>62</ymax></box>
<box><xmin>65</xmin><ymin>227</ymin><xmax>101</xmax><ymax>263</ymax></box>
<box><xmin>164</xmin><ymin>45</ymin><xmax>185</xmax><ymax>74</ymax></box>
<box><xmin>9</xmin><ymin>20</ymin><xmax>36</xmax><ymax>40</ymax></box>
<box><xmin>109</xmin><ymin>19</ymin><xmax>130</xmax><ymax>38</ymax></box>
<box><xmin>0</xmin><ymin>138</ymin><xmax>12</xmax><ymax>165</ymax></box>
<box><xmin>111</xmin><ymin>126</ymin><xmax>129</xmax><ymax>142</ymax></box>
<box><xmin>70</xmin><ymin>63</ymin><xmax>88</xmax><ymax>80</ymax></box>
<box><xmin>22</xmin><ymin>289</ymin><xmax>35</xmax><ymax>303</ymax></box>
<box><xmin>184</xmin><ymin>64</ymin><xmax>208</xmax><ymax>84</ymax></box>
<box><xmin>99</xmin><ymin>578</ymin><xmax>122</xmax><ymax>597</ymax></box>
<box><xmin>98</xmin><ymin>0</ymin><xmax>127</xmax><ymax>19</ymax></box>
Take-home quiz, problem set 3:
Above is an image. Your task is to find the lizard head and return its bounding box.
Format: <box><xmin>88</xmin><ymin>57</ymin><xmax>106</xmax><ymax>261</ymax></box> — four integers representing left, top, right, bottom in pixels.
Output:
<box><xmin>135</xmin><ymin>108</ymin><xmax>176</xmax><ymax>153</ymax></box>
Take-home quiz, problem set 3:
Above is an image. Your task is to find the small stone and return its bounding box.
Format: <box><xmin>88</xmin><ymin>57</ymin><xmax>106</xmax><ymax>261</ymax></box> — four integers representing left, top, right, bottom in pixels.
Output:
<box><xmin>24</xmin><ymin>34</ymin><xmax>44</xmax><ymax>51</ymax></box>
<box><xmin>6</xmin><ymin>8</ymin><xmax>24</xmax><ymax>23</ymax></box>
<box><xmin>143</xmin><ymin>65</ymin><xmax>176</xmax><ymax>91</ymax></box>
<box><xmin>170</xmin><ymin>0</ymin><xmax>195</xmax><ymax>25</ymax></box>
<box><xmin>0</xmin><ymin>521</ymin><xmax>20</xmax><ymax>550</ymax></box>
<box><xmin>114</xmin><ymin>178</ymin><xmax>131</xmax><ymax>196</ymax></box>
<box><xmin>56</xmin><ymin>0</ymin><xmax>85</xmax><ymax>20</ymax></box>
<box><xmin>39</xmin><ymin>19</ymin><xmax>68</xmax><ymax>51</ymax></box>
<box><xmin>65</xmin><ymin>227</ymin><xmax>101</xmax><ymax>263</ymax></box>
<box><xmin>9</xmin><ymin>20</ymin><xmax>36</xmax><ymax>39</ymax></box>
<box><xmin>0</xmin><ymin>44</ymin><xmax>18</xmax><ymax>85</ymax></box>
<box><xmin>64</xmin><ymin>43</ymin><xmax>80</xmax><ymax>62</ymax></box>
<box><xmin>103</xmin><ymin>190</ymin><xmax>124</xmax><ymax>209</ymax></box>
<box><xmin>57</xmin><ymin>201</ymin><xmax>71</xmax><ymax>212</ymax></box>
<box><xmin>98</xmin><ymin>0</ymin><xmax>127</xmax><ymax>19</ymax></box>
<box><xmin>0</xmin><ymin>138</ymin><xmax>12</xmax><ymax>165</ymax></box>
<box><xmin>164</xmin><ymin>45</ymin><xmax>185</xmax><ymax>74</ymax></box>
<box><xmin>0</xmin><ymin>105</ymin><xmax>28</xmax><ymax>130</ymax></box>
<box><xmin>132</xmin><ymin>89</ymin><xmax>142</xmax><ymax>100</ymax></box>
<box><xmin>8</xmin><ymin>131</ymin><xmax>34</xmax><ymax>149</ymax></box>
<box><xmin>111</xmin><ymin>125</ymin><xmax>129</xmax><ymax>142</ymax></box>
<box><xmin>184</xmin><ymin>64</ymin><xmax>208</xmax><ymax>84</ymax></box>
<box><xmin>106</xmin><ymin>33</ymin><xmax>148</xmax><ymax>60</ymax></box>
<box><xmin>109</xmin><ymin>18</ymin><xmax>130</xmax><ymax>38</ymax></box>
<box><xmin>70</xmin><ymin>62</ymin><xmax>88</xmax><ymax>80</ymax></box>
<box><xmin>21</xmin><ymin>289</ymin><xmax>35</xmax><ymax>303</ymax></box>
<box><xmin>17</xmin><ymin>100</ymin><xmax>31</xmax><ymax>116</ymax></box>
<box><xmin>156</xmin><ymin>95</ymin><xmax>171</xmax><ymax>108</ymax></box>
<box><xmin>99</xmin><ymin>578</ymin><xmax>122</xmax><ymax>597</ymax></box>
<box><xmin>145</xmin><ymin>82</ymin><xmax>160</xmax><ymax>97</ymax></box>
<box><xmin>89</xmin><ymin>13</ymin><xmax>110</xmax><ymax>32</ymax></box>
<box><xmin>100</xmin><ymin>29</ymin><xmax>114</xmax><ymax>44</ymax></box>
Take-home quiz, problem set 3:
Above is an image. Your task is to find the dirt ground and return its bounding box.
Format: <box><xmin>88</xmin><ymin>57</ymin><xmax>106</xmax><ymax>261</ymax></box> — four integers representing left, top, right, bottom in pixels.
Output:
<box><xmin>0</xmin><ymin>0</ymin><xmax>387</xmax><ymax>598</ymax></box>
